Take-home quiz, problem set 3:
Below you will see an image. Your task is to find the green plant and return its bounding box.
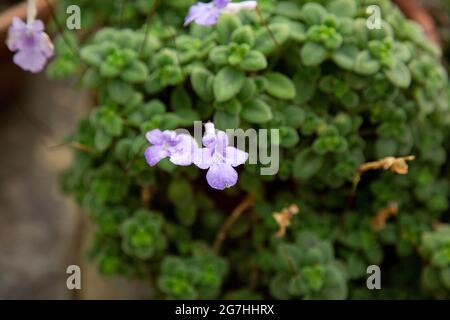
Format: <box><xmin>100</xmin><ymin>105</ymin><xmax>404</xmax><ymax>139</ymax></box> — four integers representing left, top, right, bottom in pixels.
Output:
<box><xmin>49</xmin><ymin>0</ymin><xmax>450</xmax><ymax>299</ymax></box>
<box><xmin>419</xmin><ymin>226</ymin><xmax>450</xmax><ymax>299</ymax></box>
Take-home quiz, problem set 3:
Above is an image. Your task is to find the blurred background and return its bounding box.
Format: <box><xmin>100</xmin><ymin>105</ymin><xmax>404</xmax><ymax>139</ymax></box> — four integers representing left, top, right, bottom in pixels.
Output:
<box><xmin>0</xmin><ymin>0</ymin><xmax>448</xmax><ymax>299</ymax></box>
<box><xmin>0</xmin><ymin>0</ymin><xmax>152</xmax><ymax>299</ymax></box>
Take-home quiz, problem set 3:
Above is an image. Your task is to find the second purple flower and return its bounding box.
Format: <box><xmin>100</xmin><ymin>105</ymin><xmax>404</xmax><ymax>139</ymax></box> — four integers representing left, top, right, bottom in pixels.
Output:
<box><xmin>6</xmin><ymin>17</ymin><xmax>54</xmax><ymax>73</ymax></box>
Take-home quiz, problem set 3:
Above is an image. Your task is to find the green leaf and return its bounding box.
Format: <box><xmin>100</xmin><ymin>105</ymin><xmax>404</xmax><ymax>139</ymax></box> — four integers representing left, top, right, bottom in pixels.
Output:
<box><xmin>231</xmin><ymin>26</ymin><xmax>255</xmax><ymax>46</ymax></box>
<box><xmin>241</xmin><ymin>99</ymin><xmax>273</xmax><ymax>124</ymax></box>
<box><xmin>270</xmin><ymin>274</ymin><xmax>292</xmax><ymax>299</ymax></box>
<box><xmin>121</xmin><ymin>60</ymin><xmax>148</xmax><ymax>83</ymax></box>
<box><xmin>175</xmin><ymin>203</ymin><xmax>197</xmax><ymax>227</ymax></box>
<box><xmin>213</xmin><ymin>110</ymin><xmax>240</xmax><ymax>130</ymax></box>
<box><xmin>327</xmin><ymin>0</ymin><xmax>357</xmax><ymax>18</ymax></box>
<box><xmin>300</xmin><ymin>3</ymin><xmax>327</xmax><ymax>25</ymax></box>
<box><xmin>145</xmin><ymin>73</ymin><xmax>163</xmax><ymax>94</ymax></box>
<box><xmin>80</xmin><ymin>45</ymin><xmax>103</xmax><ymax>66</ymax></box>
<box><xmin>174</xmin><ymin>109</ymin><xmax>200</xmax><ymax>127</ymax></box>
<box><xmin>209</xmin><ymin>46</ymin><xmax>229</xmax><ymax>66</ymax></box>
<box><xmin>339</xmin><ymin>90</ymin><xmax>359</xmax><ymax>109</ymax></box>
<box><xmin>169</xmin><ymin>179</ymin><xmax>193</xmax><ymax>206</ymax></box>
<box><xmin>213</xmin><ymin>67</ymin><xmax>245</xmax><ymax>102</ymax></box>
<box><xmin>354</xmin><ymin>51</ymin><xmax>380</xmax><ymax>75</ymax></box>
<box><xmin>217</xmin><ymin>14</ymin><xmax>242</xmax><ymax>44</ymax></box>
<box><xmin>288</xmin><ymin>21</ymin><xmax>307</xmax><ymax>43</ymax></box>
<box><xmin>293</xmin><ymin>148</ymin><xmax>324</xmax><ymax>180</ymax></box>
<box><xmin>103</xmin><ymin>112</ymin><xmax>123</xmax><ymax>136</ymax></box>
<box><xmin>237</xmin><ymin>79</ymin><xmax>257</xmax><ymax>102</ymax></box>
<box><xmin>191</xmin><ymin>68</ymin><xmax>214</xmax><ymax>101</ymax></box>
<box><xmin>159</xmin><ymin>113</ymin><xmax>181</xmax><ymax>130</ymax></box>
<box><xmin>107</xmin><ymin>81</ymin><xmax>135</xmax><ymax>105</ymax></box>
<box><xmin>82</xmin><ymin>69</ymin><xmax>101</xmax><ymax>88</ymax></box>
<box><xmin>280</xmin><ymin>127</ymin><xmax>300</xmax><ymax>148</ymax></box>
<box><xmin>100</xmin><ymin>62</ymin><xmax>121</xmax><ymax>78</ymax></box>
<box><xmin>293</xmin><ymin>72</ymin><xmax>317</xmax><ymax>104</ymax></box>
<box><xmin>289</xmin><ymin>274</ymin><xmax>307</xmax><ymax>296</ymax></box>
<box><xmin>254</xmin><ymin>23</ymin><xmax>290</xmax><ymax>55</ymax></box>
<box><xmin>223</xmin><ymin>98</ymin><xmax>242</xmax><ymax>115</ymax></box>
<box><xmin>170</xmin><ymin>87</ymin><xmax>192</xmax><ymax>112</ymax></box>
<box><xmin>276</xmin><ymin>2</ymin><xmax>303</xmax><ymax>19</ymax></box>
<box><xmin>332</xmin><ymin>44</ymin><xmax>359</xmax><ymax>70</ymax></box>
<box><xmin>95</xmin><ymin>129</ymin><xmax>113</xmax><ymax>152</ymax></box>
<box><xmin>375</xmin><ymin>139</ymin><xmax>398</xmax><ymax>158</ymax></box>
<box><xmin>115</xmin><ymin>138</ymin><xmax>133</xmax><ymax>163</ymax></box>
<box><xmin>384</xmin><ymin>62</ymin><xmax>412</xmax><ymax>88</ymax></box>
<box><xmin>282</xmin><ymin>105</ymin><xmax>306</xmax><ymax>128</ymax></box>
<box><xmin>301</xmin><ymin>42</ymin><xmax>328</xmax><ymax>66</ymax></box>
<box><xmin>228</xmin><ymin>43</ymin><xmax>250</xmax><ymax>66</ymax></box>
<box><xmin>241</xmin><ymin>51</ymin><xmax>268</xmax><ymax>71</ymax></box>
<box><xmin>264</xmin><ymin>72</ymin><xmax>296</xmax><ymax>99</ymax></box>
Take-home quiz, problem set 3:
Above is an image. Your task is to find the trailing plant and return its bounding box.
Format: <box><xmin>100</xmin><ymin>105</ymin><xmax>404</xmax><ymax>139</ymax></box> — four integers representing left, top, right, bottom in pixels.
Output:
<box><xmin>46</xmin><ymin>0</ymin><xmax>450</xmax><ymax>299</ymax></box>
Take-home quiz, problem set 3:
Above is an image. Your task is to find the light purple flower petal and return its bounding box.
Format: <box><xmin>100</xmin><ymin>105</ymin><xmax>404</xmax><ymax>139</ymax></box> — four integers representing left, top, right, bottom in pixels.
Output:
<box><xmin>11</xmin><ymin>16</ymin><xmax>26</xmax><ymax>29</ymax></box>
<box><xmin>145</xmin><ymin>130</ymin><xmax>199</xmax><ymax>167</ymax></box>
<box><xmin>194</xmin><ymin>122</ymin><xmax>248</xmax><ymax>189</ymax></box>
<box><xmin>6</xmin><ymin>17</ymin><xmax>54</xmax><ymax>73</ymax></box>
<box><xmin>29</xmin><ymin>20</ymin><xmax>45</xmax><ymax>33</ymax></box>
<box><xmin>146</xmin><ymin>129</ymin><xmax>164</xmax><ymax>145</ymax></box>
<box><xmin>38</xmin><ymin>33</ymin><xmax>54</xmax><ymax>58</ymax></box>
<box><xmin>145</xmin><ymin>145</ymin><xmax>169</xmax><ymax>166</ymax></box>
<box><xmin>169</xmin><ymin>134</ymin><xmax>197</xmax><ymax>166</ymax></box>
<box><xmin>225</xmin><ymin>146</ymin><xmax>248</xmax><ymax>167</ymax></box>
<box><xmin>184</xmin><ymin>2</ymin><xmax>221</xmax><ymax>26</ymax></box>
<box><xmin>214</xmin><ymin>130</ymin><xmax>229</xmax><ymax>154</ymax></box>
<box><xmin>202</xmin><ymin>122</ymin><xmax>217</xmax><ymax>147</ymax></box>
<box><xmin>213</xmin><ymin>0</ymin><xmax>230</xmax><ymax>9</ymax></box>
<box><xmin>222</xmin><ymin>1</ymin><xmax>258</xmax><ymax>14</ymax></box>
<box><xmin>7</xmin><ymin>18</ymin><xmax>26</xmax><ymax>51</ymax></box>
<box><xmin>194</xmin><ymin>147</ymin><xmax>215</xmax><ymax>169</ymax></box>
<box><xmin>13</xmin><ymin>49</ymin><xmax>47</xmax><ymax>73</ymax></box>
<box><xmin>144</xmin><ymin>122</ymin><xmax>248</xmax><ymax>191</ymax></box>
<box><xmin>163</xmin><ymin>130</ymin><xmax>180</xmax><ymax>146</ymax></box>
<box><xmin>206</xmin><ymin>163</ymin><xmax>238</xmax><ymax>190</ymax></box>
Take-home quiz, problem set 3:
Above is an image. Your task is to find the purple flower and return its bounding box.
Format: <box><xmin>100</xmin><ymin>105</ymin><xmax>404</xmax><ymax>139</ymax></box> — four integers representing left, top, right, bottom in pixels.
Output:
<box><xmin>194</xmin><ymin>123</ymin><xmax>248</xmax><ymax>190</ymax></box>
<box><xmin>6</xmin><ymin>17</ymin><xmax>54</xmax><ymax>73</ymax></box>
<box><xmin>184</xmin><ymin>0</ymin><xmax>229</xmax><ymax>26</ymax></box>
<box><xmin>145</xmin><ymin>129</ymin><xmax>197</xmax><ymax>167</ymax></box>
<box><xmin>184</xmin><ymin>1</ymin><xmax>257</xmax><ymax>27</ymax></box>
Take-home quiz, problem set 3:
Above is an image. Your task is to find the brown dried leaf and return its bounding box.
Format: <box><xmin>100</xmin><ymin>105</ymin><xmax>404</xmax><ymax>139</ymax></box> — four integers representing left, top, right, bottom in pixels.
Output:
<box><xmin>272</xmin><ymin>204</ymin><xmax>299</xmax><ymax>237</ymax></box>
<box><xmin>371</xmin><ymin>202</ymin><xmax>398</xmax><ymax>231</ymax></box>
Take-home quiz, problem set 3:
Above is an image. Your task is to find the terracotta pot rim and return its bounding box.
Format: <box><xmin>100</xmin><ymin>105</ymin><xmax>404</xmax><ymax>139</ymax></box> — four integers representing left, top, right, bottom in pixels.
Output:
<box><xmin>394</xmin><ymin>0</ymin><xmax>441</xmax><ymax>46</ymax></box>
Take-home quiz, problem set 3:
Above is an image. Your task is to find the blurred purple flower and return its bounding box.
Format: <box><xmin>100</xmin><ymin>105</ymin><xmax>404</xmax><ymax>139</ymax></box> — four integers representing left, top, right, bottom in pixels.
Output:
<box><xmin>194</xmin><ymin>123</ymin><xmax>248</xmax><ymax>190</ymax></box>
<box><xmin>184</xmin><ymin>0</ymin><xmax>258</xmax><ymax>27</ymax></box>
<box><xmin>6</xmin><ymin>17</ymin><xmax>54</xmax><ymax>73</ymax></box>
<box><xmin>184</xmin><ymin>0</ymin><xmax>229</xmax><ymax>26</ymax></box>
<box><xmin>145</xmin><ymin>129</ymin><xmax>197</xmax><ymax>167</ymax></box>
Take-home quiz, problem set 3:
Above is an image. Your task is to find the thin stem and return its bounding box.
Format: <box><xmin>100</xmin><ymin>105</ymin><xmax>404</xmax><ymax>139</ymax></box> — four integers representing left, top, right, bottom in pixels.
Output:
<box><xmin>48</xmin><ymin>141</ymin><xmax>93</xmax><ymax>153</ymax></box>
<box><xmin>282</xmin><ymin>246</ymin><xmax>298</xmax><ymax>275</ymax></box>
<box><xmin>169</xmin><ymin>29</ymin><xmax>183</xmax><ymax>74</ymax></box>
<box><xmin>255</xmin><ymin>6</ymin><xmax>279</xmax><ymax>48</ymax></box>
<box><xmin>140</xmin><ymin>0</ymin><xmax>160</xmax><ymax>55</ymax></box>
<box><xmin>27</xmin><ymin>0</ymin><xmax>37</xmax><ymax>23</ymax></box>
<box><xmin>213</xmin><ymin>194</ymin><xmax>256</xmax><ymax>253</ymax></box>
